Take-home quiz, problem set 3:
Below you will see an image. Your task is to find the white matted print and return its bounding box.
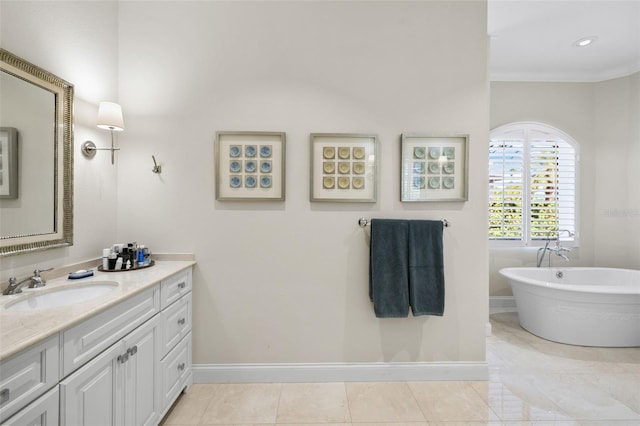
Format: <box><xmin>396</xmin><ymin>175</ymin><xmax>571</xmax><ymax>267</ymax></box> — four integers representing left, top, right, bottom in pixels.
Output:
<box><xmin>215</xmin><ymin>131</ymin><xmax>285</xmax><ymax>200</ymax></box>
<box><xmin>310</xmin><ymin>133</ymin><xmax>377</xmax><ymax>202</ymax></box>
<box><xmin>401</xmin><ymin>134</ymin><xmax>468</xmax><ymax>202</ymax></box>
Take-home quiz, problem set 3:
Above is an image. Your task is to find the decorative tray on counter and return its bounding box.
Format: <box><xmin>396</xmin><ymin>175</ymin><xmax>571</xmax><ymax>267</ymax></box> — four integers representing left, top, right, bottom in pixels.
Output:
<box><xmin>98</xmin><ymin>260</ymin><xmax>155</xmax><ymax>272</ymax></box>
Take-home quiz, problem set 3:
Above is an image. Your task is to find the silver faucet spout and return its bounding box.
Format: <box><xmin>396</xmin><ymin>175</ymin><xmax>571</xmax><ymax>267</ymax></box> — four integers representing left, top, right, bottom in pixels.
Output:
<box><xmin>557</xmin><ymin>229</ymin><xmax>575</xmax><ymax>238</ymax></box>
<box><xmin>2</xmin><ymin>267</ymin><xmax>53</xmax><ymax>295</ymax></box>
<box><xmin>537</xmin><ymin>229</ymin><xmax>573</xmax><ymax>268</ymax></box>
<box><xmin>3</xmin><ymin>276</ymin><xmax>35</xmax><ymax>295</ymax></box>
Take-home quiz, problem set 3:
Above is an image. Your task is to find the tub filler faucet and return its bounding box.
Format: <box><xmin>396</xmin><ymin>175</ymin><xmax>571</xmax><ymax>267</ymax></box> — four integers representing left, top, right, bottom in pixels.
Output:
<box><xmin>536</xmin><ymin>230</ymin><xmax>574</xmax><ymax>267</ymax></box>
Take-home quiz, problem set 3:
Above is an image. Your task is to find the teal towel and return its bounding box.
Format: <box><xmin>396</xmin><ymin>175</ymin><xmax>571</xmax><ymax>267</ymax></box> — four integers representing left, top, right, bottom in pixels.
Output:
<box><xmin>408</xmin><ymin>220</ymin><xmax>445</xmax><ymax>316</ymax></box>
<box><xmin>369</xmin><ymin>219</ymin><xmax>409</xmax><ymax>318</ymax></box>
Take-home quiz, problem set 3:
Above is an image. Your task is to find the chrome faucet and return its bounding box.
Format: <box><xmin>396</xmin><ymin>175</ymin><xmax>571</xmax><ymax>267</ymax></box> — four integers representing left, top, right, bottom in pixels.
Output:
<box><xmin>554</xmin><ymin>229</ymin><xmax>573</xmax><ymax>261</ymax></box>
<box><xmin>536</xmin><ymin>230</ymin><xmax>574</xmax><ymax>267</ymax></box>
<box><xmin>2</xmin><ymin>268</ymin><xmax>54</xmax><ymax>295</ymax></box>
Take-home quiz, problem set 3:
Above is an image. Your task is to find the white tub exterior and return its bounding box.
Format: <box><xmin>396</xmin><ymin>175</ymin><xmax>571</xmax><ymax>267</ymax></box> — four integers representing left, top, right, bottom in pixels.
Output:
<box><xmin>499</xmin><ymin>267</ymin><xmax>640</xmax><ymax>347</ymax></box>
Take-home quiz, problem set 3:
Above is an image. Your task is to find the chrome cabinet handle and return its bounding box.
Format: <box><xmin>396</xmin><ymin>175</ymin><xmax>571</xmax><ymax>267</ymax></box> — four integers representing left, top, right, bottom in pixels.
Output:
<box><xmin>117</xmin><ymin>353</ymin><xmax>129</xmax><ymax>364</ymax></box>
<box><xmin>0</xmin><ymin>388</ymin><xmax>9</xmax><ymax>405</ymax></box>
<box><xmin>177</xmin><ymin>282</ymin><xmax>186</xmax><ymax>289</ymax></box>
<box><xmin>177</xmin><ymin>362</ymin><xmax>186</xmax><ymax>372</ymax></box>
<box><xmin>127</xmin><ymin>345</ymin><xmax>138</xmax><ymax>356</ymax></box>
<box><xmin>178</xmin><ymin>318</ymin><xmax>186</xmax><ymax>326</ymax></box>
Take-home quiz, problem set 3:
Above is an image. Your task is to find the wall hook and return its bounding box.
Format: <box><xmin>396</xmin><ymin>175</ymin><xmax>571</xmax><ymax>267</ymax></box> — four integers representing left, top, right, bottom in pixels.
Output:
<box><xmin>152</xmin><ymin>155</ymin><xmax>162</xmax><ymax>174</ymax></box>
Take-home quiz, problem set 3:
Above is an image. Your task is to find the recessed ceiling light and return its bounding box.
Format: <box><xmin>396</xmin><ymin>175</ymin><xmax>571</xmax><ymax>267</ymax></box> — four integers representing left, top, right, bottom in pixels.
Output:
<box><xmin>573</xmin><ymin>36</ymin><xmax>598</xmax><ymax>47</ymax></box>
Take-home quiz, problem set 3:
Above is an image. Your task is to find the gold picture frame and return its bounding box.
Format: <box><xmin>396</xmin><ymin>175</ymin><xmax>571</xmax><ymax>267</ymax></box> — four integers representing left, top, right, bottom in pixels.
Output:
<box><xmin>310</xmin><ymin>133</ymin><xmax>378</xmax><ymax>202</ymax></box>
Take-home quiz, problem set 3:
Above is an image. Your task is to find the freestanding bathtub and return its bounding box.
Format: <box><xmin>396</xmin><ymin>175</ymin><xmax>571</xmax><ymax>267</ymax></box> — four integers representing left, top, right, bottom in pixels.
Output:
<box><xmin>499</xmin><ymin>267</ymin><xmax>640</xmax><ymax>347</ymax></box>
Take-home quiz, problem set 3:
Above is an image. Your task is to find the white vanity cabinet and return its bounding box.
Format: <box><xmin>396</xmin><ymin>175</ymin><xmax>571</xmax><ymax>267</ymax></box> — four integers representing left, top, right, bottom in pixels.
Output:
<box><xmin>0</xmin><ymin>264</ymin><xmax>194</xmax><ymax>426</ymax></box>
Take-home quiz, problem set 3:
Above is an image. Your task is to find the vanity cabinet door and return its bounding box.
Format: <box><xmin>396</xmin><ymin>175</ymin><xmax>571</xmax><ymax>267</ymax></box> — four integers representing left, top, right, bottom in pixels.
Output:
<box><xmin>120</xmin><ymin>315</ymin><xmax>160</xmax><ymax>426</ymax></box>
<box><xmin>61</xmin><ymin>316</ymin><xmax>161</xmax><ymax>426</ymax></box>
<box><xmin>60</xmin><ymin>340</ymin><xmax>124</xmax><ymax>426</ymax></box>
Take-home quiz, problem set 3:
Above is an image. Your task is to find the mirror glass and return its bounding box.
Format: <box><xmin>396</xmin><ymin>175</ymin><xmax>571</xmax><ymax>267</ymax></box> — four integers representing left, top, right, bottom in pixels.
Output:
<box><xmin>0</xmin><ymin>49</ymin><xmax>73</xmax><ymax>256</ymax></box>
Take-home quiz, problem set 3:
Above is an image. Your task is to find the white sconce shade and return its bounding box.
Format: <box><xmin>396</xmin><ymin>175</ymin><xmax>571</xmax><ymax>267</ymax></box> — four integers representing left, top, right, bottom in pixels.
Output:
<box><xmin>97</xmin><ymin>101</ymin><xmax>124</xmax><ymax>131</ymax></box>
<box><xmin>81</xmin><ymin>101</ymin><xmax>124</xmax><ymax>164</ymax></box>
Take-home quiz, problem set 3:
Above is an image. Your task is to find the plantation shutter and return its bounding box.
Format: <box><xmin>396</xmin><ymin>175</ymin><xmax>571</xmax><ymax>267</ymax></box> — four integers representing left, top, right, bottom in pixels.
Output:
<box><xmin>489</xmin><ymin>129</ymin><xmax>524</xmax><ymax>240</ymax></box>
<box><xmin>529</xmin><ymin>130</ymin><xmax>576</xmax><ymax>241</ymax></box>
<box><xmin>489</xmin><ymin>123</ymin><xmax>577</xmax><ymax>245</ymax></box>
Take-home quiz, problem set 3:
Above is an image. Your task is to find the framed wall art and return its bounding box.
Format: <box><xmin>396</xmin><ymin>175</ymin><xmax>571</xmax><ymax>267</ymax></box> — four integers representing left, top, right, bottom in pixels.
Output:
<box><xmin>401</xmin><ymin>134</ymin><xmax>468</xmax><ymax>202</ymax></box>
<box><xmin>310</xmin><ymin>133</ymin><xmax>377</xmax><ymax>202</ymax></box>
<box><xmin>0</xmin><ymin>127</ymin><xmax>18</xmax><ymax>199</ymax></box>
<box><xmin>215</xmin><ymin>131</ymin><xmax>286</xmax><ymax>201</ymax></box>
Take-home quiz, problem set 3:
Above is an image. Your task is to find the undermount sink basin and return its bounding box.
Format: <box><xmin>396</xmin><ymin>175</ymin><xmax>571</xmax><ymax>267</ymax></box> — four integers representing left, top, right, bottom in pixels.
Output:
<box><xmin>4</xmin><ymin>281</ymin><xmax>119</xmax><ymax>311</ymax></box>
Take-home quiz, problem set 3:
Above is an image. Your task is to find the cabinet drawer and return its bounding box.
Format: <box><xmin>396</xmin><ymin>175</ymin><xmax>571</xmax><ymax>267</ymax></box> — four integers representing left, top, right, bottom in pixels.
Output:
<box><xmin>1</xmin><ymin>386</ymin><xmax>59</xmax><ymax>426</ymax></box>
<box><xmin>0</xmin><ymin>335</ymin><xmax>58</xmax><ymax>423</ymax></box>
<box><xmin>160</xmin><ymin>333</ymin><xmax>191</xmax><ymax>410</ymax></box>
<box><xmin>62</xmin><ymin>285</ymin><xmax>160</xmax><ymax>377</ymax></box>
<box><xmin>161</xmin><ymin>293</ymin><xmax>191</xmax><ymax>355</ymax></box>
<box><xmin>160</xmin><ymin>269</ymin><xmax>192</xmax><ymax>309</ymax></box>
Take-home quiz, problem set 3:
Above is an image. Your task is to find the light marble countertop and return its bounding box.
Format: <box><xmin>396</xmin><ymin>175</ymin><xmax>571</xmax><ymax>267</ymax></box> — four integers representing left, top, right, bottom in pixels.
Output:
<box><xmin>0</xmin><ymin>259</ymin><xmax>195</xmax><ymax>362</ymax></box>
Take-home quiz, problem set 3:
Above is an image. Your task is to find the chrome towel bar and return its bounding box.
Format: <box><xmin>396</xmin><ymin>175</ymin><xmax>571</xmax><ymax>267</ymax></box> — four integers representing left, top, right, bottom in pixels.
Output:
<box><xmin>358</xmin><ymin>218</ymin><xmax>450</xmax><ymax>228</ymax></box>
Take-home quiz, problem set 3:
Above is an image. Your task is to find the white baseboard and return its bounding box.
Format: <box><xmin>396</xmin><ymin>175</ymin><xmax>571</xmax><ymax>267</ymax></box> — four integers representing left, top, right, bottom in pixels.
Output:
<box><xmin>486</xmin><ymin>321</ymin><xmax>492</xmax><ymax>337</ymax></box>
<box><xmin>489</xmin><ymin>296</ymin><xmax>517</xmax><ymax>314</ymax></box>
<box><xmin>193</xmin><ymin>362</ymin><xmax>488</xmax><ymax>383</ymax></box>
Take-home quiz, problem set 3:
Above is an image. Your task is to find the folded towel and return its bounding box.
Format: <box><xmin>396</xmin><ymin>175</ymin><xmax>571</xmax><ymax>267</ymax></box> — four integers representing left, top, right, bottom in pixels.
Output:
<box><xmin>408</xmin><ymin>220</ymin><xmax>445</xmax><ymax>316</ymax></box>
<box><xmin>369</xmin><ymin>219</ymin><xmax>409</xmax><ymax>318</ymax></box>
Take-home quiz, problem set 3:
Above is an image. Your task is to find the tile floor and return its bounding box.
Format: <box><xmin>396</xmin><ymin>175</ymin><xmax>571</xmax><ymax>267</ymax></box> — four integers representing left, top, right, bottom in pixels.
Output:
<box><xmin>160</xmin><ymin>312</ymin><xmax>640</xmax><ymax>425</ymax></box>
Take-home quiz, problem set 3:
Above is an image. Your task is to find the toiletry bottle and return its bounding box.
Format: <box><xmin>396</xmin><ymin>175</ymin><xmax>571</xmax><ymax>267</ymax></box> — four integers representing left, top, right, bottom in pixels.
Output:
<box><xmin>108</xmin><ymin>250</ymin><xmax>117</xmax><ymax>270</ymax></box>
<box><xmin>122</xmin><ymin>247</ymin><xmax>130</xmax><ymax>268</ymax></box>
<box><xmin>138</xmin><ymin>245</ymin><xmax>145</xmax><ymax>265</ymax></box>
<box><xmin>143</xmin><ymin>246</ymin><xmax>150</xmax><ymax>264</ymax></box>
<box><xmin>131</xmin><ymin>243</ymin><xmax>139</xmax><ymax>269</ymax></box>
<box><xmin>102</xmin><ymin>248</ymin><xmax>110</xmax><ymax>270</ymax></box>
<box><xmin>115</xmin><ymin>256</ymin><xmax>123</xmax><ymax>270</ymax></box>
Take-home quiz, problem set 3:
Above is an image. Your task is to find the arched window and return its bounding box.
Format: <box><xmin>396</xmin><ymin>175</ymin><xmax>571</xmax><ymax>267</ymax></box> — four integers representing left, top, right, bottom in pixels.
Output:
<box><xmin>488</xmin><ymin>122</ymin><xmax>579</xmax><ymax>246</ymax></box>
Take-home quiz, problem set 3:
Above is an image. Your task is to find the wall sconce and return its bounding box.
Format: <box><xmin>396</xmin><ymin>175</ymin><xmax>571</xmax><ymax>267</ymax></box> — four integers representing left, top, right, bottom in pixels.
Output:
<box><xmin>81</xmin><ymin>101</ymin><xmax>124</xmax><ymax>164</ymax></box>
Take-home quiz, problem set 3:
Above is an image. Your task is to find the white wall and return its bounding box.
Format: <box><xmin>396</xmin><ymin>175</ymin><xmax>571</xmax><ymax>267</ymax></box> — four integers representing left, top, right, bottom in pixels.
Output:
<box><xmin>0</xmin><ymin>1</ymin><xmax>119</xmax><ymax>280</ymax></box>
<box><xmin>0</xmin><ymin>1</ymin><xmax>489</xmax><ymax>365</ymax></box>
<box><xmin>490</xmin><ymin>74</ymin><xmax>640</xmax><ymax>295</ymax></box>
<box><xmin>593</xmin><ymin>73</ymin><xmax>640</xmax><ymax>267</ymax></box>
<box><xmin>116</xmin><ymin>1</ymin><xmax>490</xmax><ymax>364</ymax></box>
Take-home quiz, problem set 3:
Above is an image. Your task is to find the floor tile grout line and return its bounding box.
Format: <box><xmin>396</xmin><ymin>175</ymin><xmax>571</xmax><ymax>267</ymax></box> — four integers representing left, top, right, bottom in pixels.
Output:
<box><xmin>197</xmin><ymin>383</ymin><xmax>219</xmax><ymax>425</ymax></box>
<box><xmin>468</xmin><ymin>378</ymin><xmax>505</xmax><ymax>423</ymax></box>
<box><xmin>273</xmin><ymin>382</ymin><xmax>284</xmax><ymax>424</ymax></box>
<box><xmin>343</xmin><ymin>382</ymin><xmax>353</xmax><ymax>424</ymax></box>
<box><xmin>405</xmin><ymin>381</ymin><xmax>429</xmax><ymax>423</ymax></box>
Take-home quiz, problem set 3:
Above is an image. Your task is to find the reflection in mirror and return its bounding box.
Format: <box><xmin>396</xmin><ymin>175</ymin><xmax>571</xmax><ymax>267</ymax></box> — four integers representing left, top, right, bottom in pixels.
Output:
<box><xmin>0</xmin><ymin>49</ymin><xmax>73</xmax><ymax>256</ymax></box>
<box><xmin>1</xmin><ymin>71</ymin><xmax>55</xmax><ymax>234</ymax></box>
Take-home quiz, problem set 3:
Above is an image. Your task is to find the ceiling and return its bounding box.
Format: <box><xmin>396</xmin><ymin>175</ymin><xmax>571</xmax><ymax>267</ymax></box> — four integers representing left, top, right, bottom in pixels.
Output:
<box><xmin>488</xmin><ymin>0</ymin><xmax>640</xmax><ymax>82</ymax></box>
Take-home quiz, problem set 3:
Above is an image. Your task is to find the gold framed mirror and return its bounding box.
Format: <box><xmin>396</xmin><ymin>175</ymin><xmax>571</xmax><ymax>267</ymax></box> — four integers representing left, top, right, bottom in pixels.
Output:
<box><xmin>0</xmin><ymin>49</ymin><xmax>73</xmax><ymax>256</ymax></box>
